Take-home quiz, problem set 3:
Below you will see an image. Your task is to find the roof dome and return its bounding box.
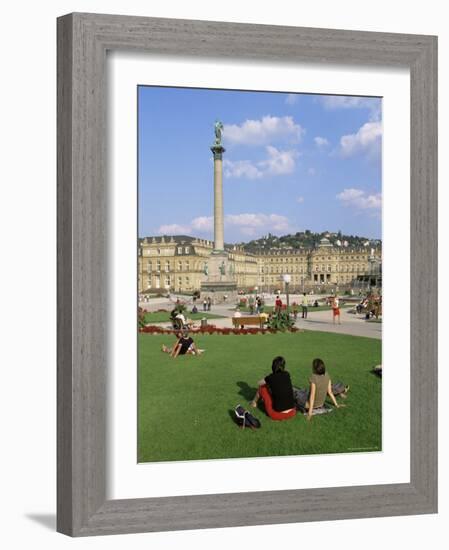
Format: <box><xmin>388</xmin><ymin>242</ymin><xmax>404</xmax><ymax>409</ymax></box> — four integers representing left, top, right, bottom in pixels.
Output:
<box><xmin>319</xmin><ymin>237</ymin><xmax>332</xmax><ymax>247</ymax></box>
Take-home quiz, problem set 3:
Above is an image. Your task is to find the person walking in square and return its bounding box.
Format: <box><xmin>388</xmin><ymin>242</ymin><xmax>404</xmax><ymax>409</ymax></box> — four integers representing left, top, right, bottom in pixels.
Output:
<box><xmin>275</xmin><ymin>295</ymin><xmax>283</xmax><ymax>314</ymax></box>
<box><xmin>292</xmin><ymin>301</ymin><xmax>298</xmax><ymax>320</ymax></box>
<box><xmin>301</xmin><ymin>293</ymin><xmax>308</xmax><ymax>319</ymax></box>
<box><xmin>332</xmin><ymin>296</ymin><xmax>341</xmax><ymax>324</ymax></box>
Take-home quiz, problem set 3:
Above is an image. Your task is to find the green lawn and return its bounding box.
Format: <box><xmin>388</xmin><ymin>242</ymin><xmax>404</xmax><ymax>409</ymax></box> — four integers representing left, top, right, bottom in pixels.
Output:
<box><xmin>138</xmin><ymin>331</ymin><xmax>382</xmax><ymax>462</ymax></box>
<box><xmin>144</xmin><ymin>311</ymin><xmax>225</xmax><ymax>323</ymax></box>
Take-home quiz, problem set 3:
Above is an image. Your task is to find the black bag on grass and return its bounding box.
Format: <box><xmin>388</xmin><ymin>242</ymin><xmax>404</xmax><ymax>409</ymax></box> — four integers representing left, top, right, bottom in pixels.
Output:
<box><xmin>234</xmin><ymin>405</ymin><xmax>261</xmax><ymax>429</ymax></box>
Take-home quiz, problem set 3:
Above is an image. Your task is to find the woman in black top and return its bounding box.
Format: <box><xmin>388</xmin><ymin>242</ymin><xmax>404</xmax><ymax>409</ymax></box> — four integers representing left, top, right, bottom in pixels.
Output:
<box><xmin>250</xmin><ymin>356</ymin><xmax>296</xmax><ymax>420</ymax></box>
<box><xmin>161</xmin><ymin>331</ymin><xmax>204</xmax><ymax>358</ymax></box>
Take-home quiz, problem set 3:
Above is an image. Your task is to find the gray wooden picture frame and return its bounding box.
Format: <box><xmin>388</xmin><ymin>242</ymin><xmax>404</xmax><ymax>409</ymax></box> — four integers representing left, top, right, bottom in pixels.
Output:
<box><xmin>57</xmin><ymin>12</ymin><xmax>438</xmax><ymax>537</ymax></box>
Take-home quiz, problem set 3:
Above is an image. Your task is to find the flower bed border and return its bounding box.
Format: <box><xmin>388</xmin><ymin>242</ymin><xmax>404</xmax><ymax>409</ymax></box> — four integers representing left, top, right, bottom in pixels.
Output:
<box><xmin>139</xmin><ymin>325</ymin><xmax>301</xmax><ymax>335</ymax></box>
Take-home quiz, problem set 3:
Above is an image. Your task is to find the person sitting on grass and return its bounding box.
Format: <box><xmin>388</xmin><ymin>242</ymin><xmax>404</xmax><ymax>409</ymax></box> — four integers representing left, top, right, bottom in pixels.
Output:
<box><xmin>161</xmin><ymin>330</ymin><xmax>204</xmax><ymax>358</ymax></box>
<box><xmin>293</xmin><ymin>358</ymin><xmax>349</xmax><ymax>421</ymax></box>
<box><xmin>250</xmin><ymin>356</ymin><xmax>296</xmax><ymax>421</ymax></box>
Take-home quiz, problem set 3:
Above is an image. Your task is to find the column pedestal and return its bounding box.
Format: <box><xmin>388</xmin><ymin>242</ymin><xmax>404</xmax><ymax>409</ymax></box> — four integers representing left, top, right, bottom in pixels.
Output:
<box><xmin>201</xmin><ymin>251</ymin><xmax>237</xmax><ymax>302</ymax></box>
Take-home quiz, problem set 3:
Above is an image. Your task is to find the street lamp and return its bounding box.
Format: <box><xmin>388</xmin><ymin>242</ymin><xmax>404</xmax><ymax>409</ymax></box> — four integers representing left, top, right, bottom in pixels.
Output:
<box><xmin>282</xmin><ymin>274</ymin><xmax>291</xmax><ymax>314</ymax></box>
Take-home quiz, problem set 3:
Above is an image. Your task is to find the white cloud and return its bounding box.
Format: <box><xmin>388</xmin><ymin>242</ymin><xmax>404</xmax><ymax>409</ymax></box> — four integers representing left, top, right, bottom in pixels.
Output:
<box><xmin>339</xmin><ymin>121</ymin><xmax>382</xmax><ymax>158</ymax></box>
<box><xmin>320</xmin><ymin>96</ymin><xmax>381</xmax><ymax>121</ymax></box>
<box><xmin>307</xmin><ymin>167</ymin><xmax>316</xmax><ymax>176</ymax></box>
<box><xmin>157</xmin><ymin>223</ymin><xmax>191</xmax><ymax>234</ymax></box>
<box><xmin>314</xmin><ymin>136</ymin><xmax>329</xmax><ymax>148</ymax></box>
<box><xmin>260</xmin><ymin>146</ymin><xmax>298</xmax><ymax>175</ymax></box>
<box><xmin>191</xmin><ymin>216</ymin><xmax>214</xmax><ymax>231</ymax></box>
<box><xmin>157</xmin><ymin>213</ymin><xmax>292</xmax><ymax>238</ymax></box>
<box><xmin>336</xmin><ymin>188</ymin><xmax>382</xmax><ymax>210</ymax></box>
<box><xmin>223</xmin><ymin>115</ymin><xmax>304</xmax><ymax>146</ymax></box>
<box><xmin>285</xmin><ymin>94</ymin><xmax>299</xmax><ymax>105</ymax></box>
<box><xmin>296</xmin><ymin>196</ymin><xmax>304</xmax><ymax>203</ymax></box>
<box><xmin>224</xmin><ymin>146</ymin><xmax>298</xmax><ymax>180</ymax></box>
<box><xmin>226</xmin><ymin>213</ymin><xmax>290</xmax><ymax>232</ymax></box>
<box><xmin>223</xmin><ymin>159</ymin><xmax>263</xmax><ymax>180</ymax></box>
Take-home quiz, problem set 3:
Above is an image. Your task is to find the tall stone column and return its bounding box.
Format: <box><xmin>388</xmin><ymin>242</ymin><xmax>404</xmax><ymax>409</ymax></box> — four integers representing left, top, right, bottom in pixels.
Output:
<box><xmin>201</xmin><ymin>122</ymin><xmax>237</xmax><ymax>301</ymax></box>
<box><xmin>211</xmin><ymin>144</ymin><xmax>225</xmax><ymax>251</ymax></box>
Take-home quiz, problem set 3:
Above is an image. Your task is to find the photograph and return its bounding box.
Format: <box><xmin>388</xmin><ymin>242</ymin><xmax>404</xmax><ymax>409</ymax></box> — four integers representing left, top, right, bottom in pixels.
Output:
<box><xmin>0</xmin><ymin>0</ymin><xmax>441</xmax><ymax>543</ymax></box>
<box><xmin>137</xmin><ymin>86</ymin><xmax>383</xmax><ymax>463</ymax></box>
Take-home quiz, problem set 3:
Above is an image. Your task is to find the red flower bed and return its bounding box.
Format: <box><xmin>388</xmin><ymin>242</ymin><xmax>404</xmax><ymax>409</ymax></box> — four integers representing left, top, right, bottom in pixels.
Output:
<box><xmin>198</xmin><ymin>325</ymin><xmax>217</xmax><ymax>335</ymax></box>
<box><xmin>139</xmin><ymin>325</ymin><xmax>301</xmax><ymax>336</ymax></box>
<box><xmin>140</xmin><ymin>325</ymin><xmax>167</xmax><ymax>334</ymax></box>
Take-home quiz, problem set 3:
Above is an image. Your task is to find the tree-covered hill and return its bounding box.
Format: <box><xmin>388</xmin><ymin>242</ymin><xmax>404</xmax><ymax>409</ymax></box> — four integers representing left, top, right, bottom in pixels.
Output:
<box><xmin>232</xmin><ymin>230</ymin><xmax>381</xmax><ymax>251</ymax></box>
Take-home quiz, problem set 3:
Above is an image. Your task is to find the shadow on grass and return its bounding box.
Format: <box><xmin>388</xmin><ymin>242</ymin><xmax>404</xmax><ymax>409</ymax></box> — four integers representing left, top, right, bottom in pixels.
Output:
<box><xmin>370</xmin><ymin>367</ymin><xmax>382</xmax><ymax>378</ymax></box>
<box><xmin>236</xmin><ymin>381</ymin><xmax>257</xmax><ymax>401</ymax></box>
<box><xmin>236</xmin><ymin>381</ymin><xmax>268</xmax><ymax>415</ymax></box>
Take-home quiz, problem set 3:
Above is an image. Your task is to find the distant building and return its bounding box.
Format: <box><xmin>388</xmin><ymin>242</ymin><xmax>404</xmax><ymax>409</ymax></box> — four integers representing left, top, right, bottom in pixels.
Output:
<box><xmin>138</xmin><ymin>234</ymin><xmax>381</xmax><ymax>294</ymax></box>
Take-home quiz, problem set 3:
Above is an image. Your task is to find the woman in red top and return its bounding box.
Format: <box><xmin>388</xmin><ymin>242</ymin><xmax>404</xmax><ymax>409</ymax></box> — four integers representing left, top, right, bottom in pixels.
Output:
<box><xmin>274</xmin><ymin>295</ymin><xmax>283</xmax><ymax>313</ymax></box>
<box><xmin>332</xmin><ymin>297</ymin><xmax>341</xmax><ymax>324</ymax></box>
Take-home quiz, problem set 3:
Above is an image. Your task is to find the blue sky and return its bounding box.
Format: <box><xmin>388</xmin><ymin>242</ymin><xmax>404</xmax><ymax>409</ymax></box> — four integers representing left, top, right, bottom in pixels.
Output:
<box><xmin>138</xmin><ymin>87</ymin><xmax>382</xmax><ymax>241</ymax></box>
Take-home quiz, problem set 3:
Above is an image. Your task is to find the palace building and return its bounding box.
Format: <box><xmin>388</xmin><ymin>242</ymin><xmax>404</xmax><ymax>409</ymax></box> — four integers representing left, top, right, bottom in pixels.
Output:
<box><xmin>139</xmin><ymin>123</ymin><xmax>381</xmax><ymax>297</ymax></box>
<box><xmin>138</xmin><ymin>235</ymin><xmax>382</xmax><ymax>294</ymax></box>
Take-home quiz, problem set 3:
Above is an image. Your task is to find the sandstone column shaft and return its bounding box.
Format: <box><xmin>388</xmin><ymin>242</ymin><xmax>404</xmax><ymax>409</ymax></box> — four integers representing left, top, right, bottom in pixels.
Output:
<box><xmin>214</xmin><ymin>156</ymin><xmax>224</xmax><ymax>251</ymax></box>
<box><xmin>211</xmin><ymin>144</ymin><xmax>225</xmax><ymax>251</ymax></box>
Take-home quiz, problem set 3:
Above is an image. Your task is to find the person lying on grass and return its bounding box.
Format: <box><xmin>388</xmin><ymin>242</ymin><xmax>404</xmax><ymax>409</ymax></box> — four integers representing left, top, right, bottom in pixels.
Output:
<box><xmin>250</xmin><ymin>356</ymin><xmax>296</xmax><ymax>420</ymax></box>
<box><xmin>161</xmin><ymin>330</ymin><xmax>204</xmax><ymax>358</ymax></box>
<box><xmin>293</xmin><ymin>358</ymin><xmax>349</xmax><ymax>421</ymax></box>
